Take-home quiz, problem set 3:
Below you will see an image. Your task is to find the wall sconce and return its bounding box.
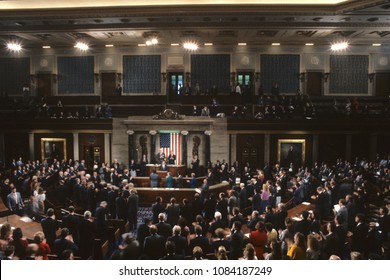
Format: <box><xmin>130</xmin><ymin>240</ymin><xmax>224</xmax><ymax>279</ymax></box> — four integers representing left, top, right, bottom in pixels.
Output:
<box><xmin>323</xmin><ymin>72</ymin><xmax>330</xmax><ymax>82</ymax></box>
<box><xmin>161</xmin><ymin>72</ymin><xmax>167</xmax><ymax>82</ymax></box>
<box><xmin>52</xmin><ymin>74</ymin><xmax>58</xmax><ymax>83</ymax></box>
<box><xmin>368</xmin><ymin>73</ymin><xmax>375</xmax><ymax>83</ymax></box>
<box><xmin>231</xmin><ymin>72</ymin><xmax>236</xmax><ymax>84</ymax></box>
<box><xmin>94</xmin><ymin>73</ymin><xmax>100</xmax><ymax>83</ymax></box>
<box><xmin>254</xmin><ymin>72</ymin><xmax>260</xmax><ymax>82</ymax></box>
<box><xmin>185</xmin><ymin>72</ymin><xmax>191</xmax><ymax>83</ymax></box>
<box><xmin>116</xmin><ymin>73</ymin><xmax>122</xmax><ymax>83</ymax></box>
<box><xmin>299</xmin><ymin>72</ymin><xmax>305</xmax><ymax>82</ymax></box>
<box><xmin>29</xmin><ymin>74</ymin><xmax>37</xmax><ymax>84</ymax></box>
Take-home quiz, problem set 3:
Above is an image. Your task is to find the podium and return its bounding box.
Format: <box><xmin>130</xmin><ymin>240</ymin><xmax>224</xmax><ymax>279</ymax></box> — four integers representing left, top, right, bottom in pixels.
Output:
<box><xmin>146</xmin><ymin>164</ymin><xmax>186</xmax><ymax>177</ymax></box>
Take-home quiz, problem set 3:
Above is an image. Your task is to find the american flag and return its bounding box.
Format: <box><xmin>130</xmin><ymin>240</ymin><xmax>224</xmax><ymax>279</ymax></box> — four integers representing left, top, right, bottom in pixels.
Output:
<box><xmin>160</xmin><ymin>133</ymin><xmax>181</xmax><ymax>165</ymax></box>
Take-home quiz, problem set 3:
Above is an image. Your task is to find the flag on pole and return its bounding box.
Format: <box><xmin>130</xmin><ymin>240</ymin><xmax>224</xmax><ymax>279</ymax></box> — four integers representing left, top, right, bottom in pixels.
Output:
<box><xmin>160</xmin><ymin>133</ymin><xmax>181</xmax><ymax>165</ymax></box>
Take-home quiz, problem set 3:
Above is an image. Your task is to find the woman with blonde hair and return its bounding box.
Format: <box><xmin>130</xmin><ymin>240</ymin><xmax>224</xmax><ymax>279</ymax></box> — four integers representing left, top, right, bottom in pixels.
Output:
<box><xmin>260</xmin><ymin>183</ymin><xmax>270</xmax><ymax>214</ymax></box>
<box><xmin>242</xmin><ymin>243</ymin><xmax>257</xmax><ymax>260</ymax></box>
<box><xmin>34</xmin><ymin>231</ymin><xmax>51</xmax><ymax>260</ymax></box>
<box><xmin>216</xmin><ymin>246</ymin><xmax>229</xmax><ymax>260</ymax></box>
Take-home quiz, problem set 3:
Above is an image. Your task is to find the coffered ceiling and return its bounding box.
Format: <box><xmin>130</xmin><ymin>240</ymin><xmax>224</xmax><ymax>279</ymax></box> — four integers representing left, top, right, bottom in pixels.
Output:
<box><xmin>0</xmin><ymin>0</ymin><xmax>389</xmax><ymax>49</ymax></box>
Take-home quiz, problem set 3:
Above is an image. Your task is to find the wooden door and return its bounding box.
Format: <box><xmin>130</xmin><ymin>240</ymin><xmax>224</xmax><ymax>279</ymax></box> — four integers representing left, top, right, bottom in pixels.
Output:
<box><xmin>305</xmin><ymin>71</ymin><xmax>323</xmax><ymax>96</ymax></box>
<box><xmin>375</xmin><ymin>72</ymin><xmax>390</xmax><ymax>96</ymax></box>
<box><xmin>37</xmin><ymin>73</ymin><xmax>52</xmax><ymax>97</ymax></box>
<box><xmin>101</xmin><ymin>72</ymin><xmax>117</xmax><ymax>96</ymax></box>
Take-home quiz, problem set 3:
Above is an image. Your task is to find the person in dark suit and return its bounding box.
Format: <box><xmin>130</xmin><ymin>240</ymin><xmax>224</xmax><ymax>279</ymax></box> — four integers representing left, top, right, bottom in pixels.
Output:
<box><xmin>150</xmin><ymin>169</ymin><xmax>159</xmax><ymax>188</ymax></box>
<box><xmin>127</xmin><ymin>189</ymin><xmax>139</xmax><ymax>230</ymax></box>
<box><xmin>160</xmin><ymin>240</ymin><xmax>184</xmax><ymax>260</ymax></box>
<box><xmin>6</xmin><ymin>186</ymin><xmax>24</xmax><ymax>213</ymax></box>
<box><xmin>152</xmin><ymin>196</ymin><xmax>165</xmax><ymax>224</ymax></box>
<box><xmin>143</xmin><ymin>225</ymin><xmax>166</xmax><ymax>259</ymax></box>
<box><xmin>53</xmin><ymin>228</ymin><xmax>79</xmax><ymax>257</ymax></box>
<box><xmin>156</xmin><ymin>148</ymin><xmax>166</xmax><ymax>164</ymax></box>
<box><xmin>229</xmin><ymin>221</ymin><xmax>244</xmax><ymax>260</ymax></box>
<box><xmin>312</xmin><ymin>186</ymin><xmax>330</xmax><ymax>222</ymax></box>
<box><xmin>160</xmin><ymin>160</ymin><xmax>168</xmax><ymax>171</ymax></box>
<box><xmin>167</xmin><ymin>151</ymin><xmax>176</xmax><ymax>165</ymax></box>
<box><xmin>351</xmin><ymin>213</ymin><xmax>369</xmax><ymax>256</ymax></box>
<box><xmin>78</xmin><ymin>210</ymin><xmax>96</xmax><ymax>259</ymax></box>
<box><xmin>61</xmin><ymin>206</ymin><xmax>80</xmax><ymax>245</ymax></box>
<box><xmin>167</xmin><ymin>225</ymin><xmax>189</xmax><ymax>256</ymax></box>
<box><xmin>155</xmin><ymin>213</ymin><xmax>172</xmax><ymax>241</ymax></box>
<box><xmin>238</xmin><ymin>183</ymin><xmax>248</xmax><ymax>213</ymax></box>
<box><xmin>211</xmin><ymin>228</ymin><xmax>230</xmax><ymax>253</ymax></box>
<box><xmin>322</xmin><ymin>222</ymin><xmax>341</xmax><ymax>259</ymax></box>
<box><xmin>189</xmin><ymin>225</ymin><xmax>211</xmax><ymax>257</ymax></box>
<box><xmin>209</xmin><ymin>212</ymin><xmax>227</xmax><ymax>237</ymax></box>
<box><xmin>191</xmin><ymin>155</ymin><xmax>200</xmax><ymax>176</ymax></box>
<box><xmin>137</xmin><ymin>217</ymin><xmax>152</xmax><ymax>250</ymax></box>
<box><xmin>115</xmin><ymin>84</ymin><xmax>122</xmax><ymax>96</ymax></box>
<box><xmin>294</xmin><ymin>210</ymin><xmax>311</xmax><ymax>238</ymax></box>
<box><xmin>95</xmin><ymin>201</ymin><xmax>109</xmax><ymax>240</ymax></box>
<box><xmin>41</xmin><ymin>208</ymin><xmax>59</xmax><ymax>249</ymax></box>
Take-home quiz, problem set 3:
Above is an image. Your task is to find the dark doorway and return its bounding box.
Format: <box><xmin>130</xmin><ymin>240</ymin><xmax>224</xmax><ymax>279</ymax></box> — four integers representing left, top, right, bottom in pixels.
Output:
<box><xmin>37</xmin><ymin>73</ymin><xmax>52</xmax><ymax>98</ymax></box>
<box><xmin>168</xmin><ymin>72</ymin><xmax>184</xmax><ymax>103</ymax></box>
<box><xmin>84</xmin><ymin>146</ymin><xmax>101</xmax><ymax>169</ymax></box>
<box><xmin>305</xmin><ymin>71</ymin><xmax>323</xmax><ymax>96</ymax></box>
<box><xmin>375</xmin><ymin>72</ymin><xmax>390</xmax><ymax>96</ymax></box>
<box><xmin>237</xmin><ymin>71</ymin><xmax>254</xmax><ymax>102</ymax></box>
<box><xmin>101</xmin><ymin>72</ymin><xmax>117</xmax><ymax>97</ymax></box>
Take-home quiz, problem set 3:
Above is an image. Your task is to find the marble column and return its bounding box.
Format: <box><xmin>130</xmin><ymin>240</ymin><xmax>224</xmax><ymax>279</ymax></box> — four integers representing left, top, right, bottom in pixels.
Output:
<box><xmin>205</xmin><ymin>130</ymin><xmax>212</xmax><ymax>165</ymax></box>
<box><xmin>127</xmin><ymin>130</ymin><xmax>135</xmax><ymax>167</ymax></box>
<box><xmin>104</xmin><ymin>133</ymin><xmax>111</xmax><ymax>163</ymax></box>
<box><xmin>230</xmin><ymin>134</ymin><xmax>237</xmax><ymax>165</ymax></box>
<box><xmin>181</xmin><ymin>130</ymin><xmax>188</xmax><ymax>166</ymax></box>
<box><xmin>264</xmin><ymin>134</ymin><xmax>270</xmax><ymax>164</ymax></box>
<box><xmin>150</xmin><ymin>130</ymin><xmax>157</xmax><ymax>164</ymax></box>
<box><xmin>73</xmin><ymin>133</ymin><xmax>79</xmax><ymax>160</ymax></box>
<box><xmin>29</xmin><ymin>133</ymin><xmax>35</xmax><ymax>161</ymax></box>
<box><xmin>312</xmin><ymin>134</ymin><xmax>319</xmax><ymax>164</ymax></box>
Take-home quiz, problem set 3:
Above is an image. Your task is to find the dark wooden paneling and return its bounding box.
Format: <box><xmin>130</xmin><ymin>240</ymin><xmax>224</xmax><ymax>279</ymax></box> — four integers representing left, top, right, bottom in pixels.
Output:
<box><xmin>377</xmin><ymin>134</ymin><xmax>390</xmax><ymax>158</ymax></box>
<box><xmin>101</xmin><ymin>72</ymin><xmax>117</xmax><ymax>97</ymax></box>
<box><xmin>4</xmin><ymin>133</ymin><xmax>29</xmax><ymax>164</ymax></box>
<box><xmin>37</xmin><ymin>73</ymin><xmax>52</xmax><ymax>97</ymax></box>
<box><xmin>351</xmin><ymin>134</ymin><xmax>370</xmax><ymax>161</ymax></box>
<box><xmin>375</xmin><ymin>72</ymin><xmax>390</xmax><ymax>97</ymax></box>
<box><xmin>79</xmin><ymin>133</ymin><xmax>105</xmax><ymax>164</ymax></box>
<box><xmin>318</xmin><ymin>134</ymin><xmax>346</xmax><ymax>164</ymax></box>
<box><xmin>306</xmin><ymin>71</ymin><xmax>323</xmax><ymax>96</ymax></box>
<box><xmin>236</xmin><ymin>134</ymin><xmax>264</xmax><ymax>170</ymax></box>
<box><xmin>270</xmin><ymin>134</ymin><xmax>313</xmax><ymax>167</ymax></box>
<box><xmin>34</xmin><ymin>133</ymin><xmax>73</xmax><ymax>162</ymax></box>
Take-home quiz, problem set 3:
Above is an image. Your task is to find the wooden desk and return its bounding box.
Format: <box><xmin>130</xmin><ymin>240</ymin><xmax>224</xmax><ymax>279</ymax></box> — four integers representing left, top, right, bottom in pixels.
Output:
<box><xmin>0</xmin><ymin>215</ymin><xmax>42</xmax><ymax>242</ymax></box>
<box><xmin>131</xmin><ymin>176</ymin><xmax>206</xmax><ymax>188</ymax></box>
<box><xmin>135</xmin><ymin>181</ymin><xmax>230</xmax><ymax>206</ymax></box>
<box><xmin>287</xmin><ymin>202</ymin><xmax>315</xmax><ymax>220</ymax></box>
<box><xmin>146</xmin><ymin>164</ymin><xmax>186</xmax><ymax>177</ymax></box>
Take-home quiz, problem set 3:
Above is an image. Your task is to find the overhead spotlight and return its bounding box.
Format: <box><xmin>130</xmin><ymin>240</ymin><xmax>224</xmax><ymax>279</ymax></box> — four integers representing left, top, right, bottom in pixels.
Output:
<box><xmin>238</xmin><ymin>42</ymin><xmax>247</xmax><ymax>46</ymax></box>
<box><xmin>331</xmin><ymin>42</ymin><xmax>348</xmax><ymax>51</ymax></box>
<box><xmin>272</xmin><ymin>43</ymin><xmax>280</xmax><ymax>46</ymax></box>
<box><xmin>171</xmin><ymin>43</ymin><xmax>180</xmax><ymax>46</ymax></box>
<box><xmin>372</xmin><ymin>43</ymin><xmax>381</xmax><ymax>47</ymax></box>
<box><xmin>151</xmin><ymin>38</ymin><xmax>158</xmax><ymax>45</ymax></box>
<box><xmin>305</xmin><ymin>43</ymin><xmax>314</xmax><ymax>46</ymax></box>
<box><xmin>105</xmin><ymin>44</ymin><xmax>114</xmax><ymax>48</ymax></box>
<box><xmin>74</xmin><ymin>42</ymin><xmax>89</xmax><ymax>51</ymax></box>
<box><xmin>145</xmin><ymin>40</ymin><xmax>152</xmax><ymax>46</ymax></box>
<box><xmin>7</xmin><ymin>42</ymin><xmax>22</xmax><ymax>51</ymax></box>
<box><xmin>183</xmin><ymin>42</ymin><xmax>199</xmax><ymax>51</ymax></box>
<box><xmin>42</xmin><ymin>45</ymin><xmax>51</xmax><ymax>49</ymax></box>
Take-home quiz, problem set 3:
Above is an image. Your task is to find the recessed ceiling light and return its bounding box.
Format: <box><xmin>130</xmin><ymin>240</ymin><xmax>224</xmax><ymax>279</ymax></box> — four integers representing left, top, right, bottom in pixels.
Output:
<box><xmin>305</xmin><ymin>43</ymin><xmax>314</xmax><ymax>46</ymax></box>
<box><xmin>272</xmin><ymin>43</ymin><xmax>280</xmax><ymax>46</ymax></box>
<box><xmin>372</xmin><ymin>43</ymin><xmax>382</xmax><ymax>46</ymax></box>
<box><xmin>42</xmin><ymin>45</ymin><xmax>51</xmax><ymax>49</ymax></box>
<box><xmin>74</xmin><ymin>42</ymin><xmax>89</xmax><ymax>51</ymax></box>
<box><xmin>331</xmin><ymin>42</ymin><xmax>348</xmax><ymax>51</ymax></box>
<box><xmin>238</xmin><ymin>42</ymin><xmax>247</xmax><ymax>46</ymax></box>
<box><xmin>183</xmin><ymin>42</ymin><xmax>199</xmax><ymax>51</ymax></box>
<box><xmin>138</xmin><ymin>43</ymin><xmax>146</xmax><ymax>47</ymax></box>
<box><xmin>7</xmin><ymin>42</ymin><xmax>22</xmax><ymax>51</ymax></box>
<box><xmin>204</xmin><ymin>43</ymin><xmax>213</xmax><ymax>46</ymax></box>
<box><xmin>171</xmin><ymin>43</ymin><xmax>179</xmax><ymax>46</ymax></box>
<box><xmin>105</xmin><ymin>44</ymin><xmax>114</xmax><ymax>48</ymax></box>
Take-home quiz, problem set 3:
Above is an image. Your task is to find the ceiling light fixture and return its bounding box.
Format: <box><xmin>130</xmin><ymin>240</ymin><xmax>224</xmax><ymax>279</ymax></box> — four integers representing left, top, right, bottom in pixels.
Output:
<box><xmin>146</xmin><ymin>38</ymin><xmax>158</xmax><ymax>46</ymax></box>
<box><xmin>171</xmin><ymin>43</ymin><xmax>179</xmax><ymax>46</ymax></box>
<box><xmin>183</xmin><ymin>42</ymin><xmax>199</xmax><ymax>51</ymax></box>
<box><xmin>272</xmin><ymin>43</ymin><xmax>281</xmax><ymax>46</ymax></box>
<box><xmin>204</xmin><ymin>43</ymin><xmax>213</xmax><ymax>46</ymax></box>
<box><xmin>238</xmin><ymin>42</ymin><xmax>247</xmax><ymax>46</ymax></box>
<box><xmin>331</xmin><ymin>42</ymin><xmax>348</xmax><ymax>51</ymax></box>
<box><xmin>105</xmin><ymin>44</ymin><xmax>114</xmax><ymax>48</ymax></box>
<box><xmin>7</xmin><ymin>42</ymin><xmax>22</xmax><ymax>51</ymax></box>
<box><xmin>372</xmin><ymin>43</ymin><xmax>381</xmax><ymax>46</ymax></box>
<box><xmin>74</xmin><ymin>42</ymin><xmax>89</xmax><ymax>51</ymax></box>
<box><xmin>305</xmin><ymin>43</ymin><xmax>314</xmax><ymax>46</ymax></box>
<box><xmin>42</xmin><ymin>45</ymin><xmax>51</xmax><ymax>49</ymax></box>
<box><xmin>138</xmin><ymin>43</ymin><xmax>147</xmax><ymax>47</ymax></box>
